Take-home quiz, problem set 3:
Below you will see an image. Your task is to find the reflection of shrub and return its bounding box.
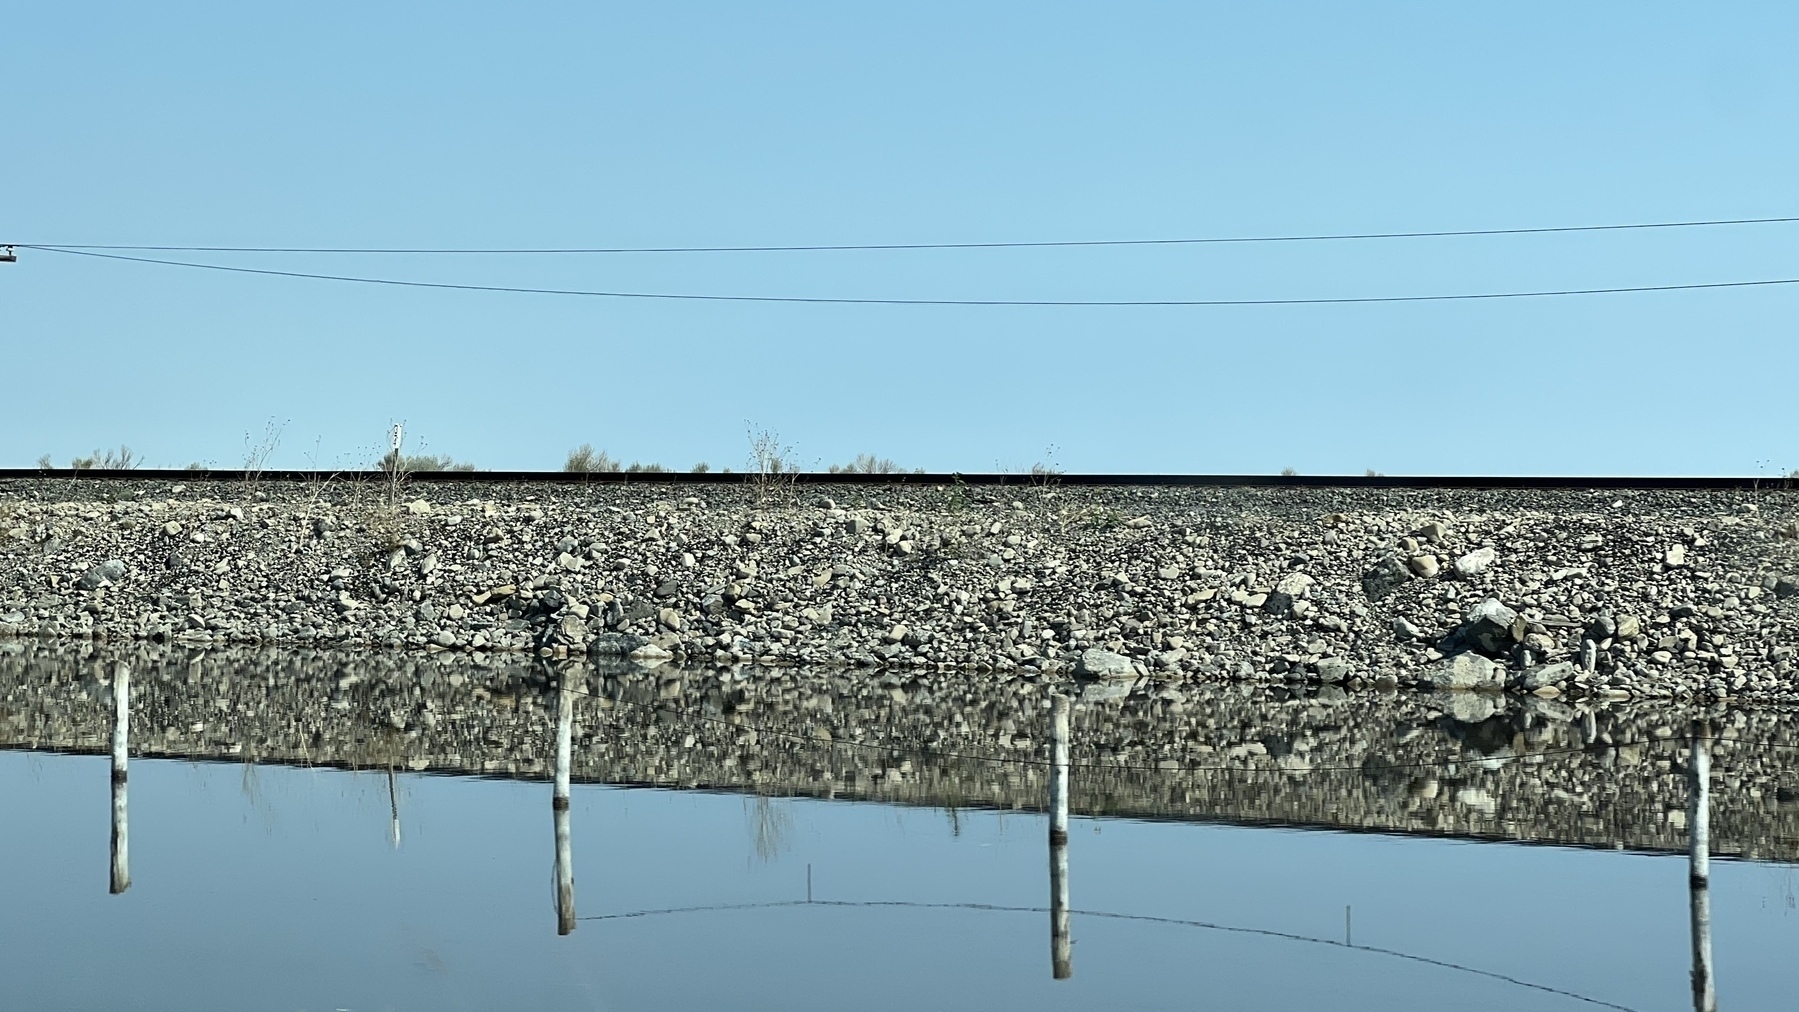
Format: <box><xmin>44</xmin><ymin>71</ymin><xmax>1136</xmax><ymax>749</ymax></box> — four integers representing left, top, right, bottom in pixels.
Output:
<box><xmin>747</xmin><ymin>794</ymin><xmax>793</xmax><ymax>862</ymax></box>
<box><xmin>564</xmin><ymin>444</ymin><xmax>621</xmax><ymax>473</ymax></box>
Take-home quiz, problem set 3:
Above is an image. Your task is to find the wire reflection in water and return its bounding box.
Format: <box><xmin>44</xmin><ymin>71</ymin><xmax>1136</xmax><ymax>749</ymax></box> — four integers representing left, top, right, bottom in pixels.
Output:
<box><xmin>579</xmin><ymin>897</ymin><xmax>1644</xmax><ymax>1011</ymax></box>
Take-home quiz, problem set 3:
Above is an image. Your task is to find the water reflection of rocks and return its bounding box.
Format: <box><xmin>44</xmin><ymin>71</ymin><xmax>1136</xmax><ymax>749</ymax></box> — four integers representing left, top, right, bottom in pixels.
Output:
<box><xmin>0</xmin><ymin>643</ymin><xmax>1750</xmax><ymax>1008</ymax></box>
<box><xmin>6</xmin><ymin>642</ymin><xmax>1796</xmax><ymax>861</ymax></box>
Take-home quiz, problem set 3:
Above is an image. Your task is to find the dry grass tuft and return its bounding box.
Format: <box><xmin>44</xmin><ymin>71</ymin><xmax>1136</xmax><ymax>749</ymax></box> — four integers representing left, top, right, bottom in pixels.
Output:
<box><xmin>747</xmin><ymin>426</ymin><xmax>798</xmax><ymax>506</ymax></box>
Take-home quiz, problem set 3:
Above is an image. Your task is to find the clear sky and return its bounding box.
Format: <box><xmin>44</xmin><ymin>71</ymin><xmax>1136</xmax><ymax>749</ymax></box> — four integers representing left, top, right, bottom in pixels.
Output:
<box><xmin>4</xmin><ymin>3</ymin><xmax>1797</xmax><ymax>475</ymax></box>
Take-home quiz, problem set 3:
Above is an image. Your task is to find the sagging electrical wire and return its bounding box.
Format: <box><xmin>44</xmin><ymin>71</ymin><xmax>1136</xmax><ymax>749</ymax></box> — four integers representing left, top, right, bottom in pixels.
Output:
<box><xmin>17</xmin><ymin>213</ymin><xmax>1799</xmax><ymax>254</ymax></box>
<box><xmin>19</xmin><ymin>245</ymin><xmax>1799</xmax><ymax>307</ymax></box>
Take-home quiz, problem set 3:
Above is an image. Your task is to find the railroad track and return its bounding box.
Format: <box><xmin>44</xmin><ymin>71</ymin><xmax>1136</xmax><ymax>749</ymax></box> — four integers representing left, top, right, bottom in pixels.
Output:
<box><xmin>1</xmin><ymin>468</ymin><xmax>1793</xmax><ymax>490</ymax></box>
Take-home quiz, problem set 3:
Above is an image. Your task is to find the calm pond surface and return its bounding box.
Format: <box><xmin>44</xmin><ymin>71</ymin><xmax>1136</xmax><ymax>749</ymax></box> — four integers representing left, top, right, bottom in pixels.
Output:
<box><xmin>3</xmin><ymin>644</ymin><xmax>1798</xmax><ymax>1010</ymax></box>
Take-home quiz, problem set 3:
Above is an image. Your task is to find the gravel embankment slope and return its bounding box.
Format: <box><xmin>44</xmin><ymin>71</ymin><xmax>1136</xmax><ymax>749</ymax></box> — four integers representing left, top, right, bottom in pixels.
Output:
<box><xmin>2</xmin><ymin>478</ymin><xmax>1796</xmax><ymax>703</ymax></box>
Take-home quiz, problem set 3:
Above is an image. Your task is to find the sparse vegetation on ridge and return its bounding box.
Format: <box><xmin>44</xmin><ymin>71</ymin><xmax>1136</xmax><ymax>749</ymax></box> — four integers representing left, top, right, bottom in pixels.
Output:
<box><xmin>564</xmin><ymin>445</ymin><xmax>621</xmax><ymax>473</ymax></box>
<box><xmin>55</xmin><ymin>446</ymin><xmax>142</xmax><ymax>470</ymax></box>
<box><xmin>379</xmin><ymin>452</ymin><xmax>476</xmax><ymax>473</ymax></box>
<box><xmin>828</xmin><ymin>454</ymin><xmax>910</xmax><ymax>475</ymax></box>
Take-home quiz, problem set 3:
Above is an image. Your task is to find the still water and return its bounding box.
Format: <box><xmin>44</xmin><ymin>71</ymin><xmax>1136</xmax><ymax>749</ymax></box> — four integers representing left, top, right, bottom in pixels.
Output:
<box><xmin>3</xmin><ymin>644</ymin><xmax>1798</xmax><ymax>1011</ymax></box>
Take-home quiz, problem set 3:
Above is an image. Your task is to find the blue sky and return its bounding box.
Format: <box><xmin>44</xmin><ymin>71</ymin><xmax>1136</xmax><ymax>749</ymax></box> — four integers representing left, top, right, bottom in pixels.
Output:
<box><xmin>4</xmin><ymin>3</ymin><xmax>1797</xmax><ymax>474</ymax></box>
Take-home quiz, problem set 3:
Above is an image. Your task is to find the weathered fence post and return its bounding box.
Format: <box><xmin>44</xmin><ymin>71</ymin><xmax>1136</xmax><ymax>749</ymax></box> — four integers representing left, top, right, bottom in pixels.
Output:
<box><xmin>110</xmin><ymin>662</ymin><xmax>131</xmax><ymax>895</ymax></box>
<box><xmin>1049</xmin><ymin>692</ymin><xmax>1071</xmax><ymax>980</ymax></box>
<box><xmin>554</xmin><ymin>684</ymin><xmax>576</xmax><ymax>935</ymax></box>
<box><xmin>1688</xmin><ymin>720</ymin><xmax>1716</xmax><ymax>1012</ymax></box>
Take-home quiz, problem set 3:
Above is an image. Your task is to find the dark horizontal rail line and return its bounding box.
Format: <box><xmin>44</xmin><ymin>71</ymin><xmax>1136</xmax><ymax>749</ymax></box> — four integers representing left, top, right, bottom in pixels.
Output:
<box><xmin>1</xmin><ymin>469</ymin><xmax>1794</xmax><ymax>491</ymax></box>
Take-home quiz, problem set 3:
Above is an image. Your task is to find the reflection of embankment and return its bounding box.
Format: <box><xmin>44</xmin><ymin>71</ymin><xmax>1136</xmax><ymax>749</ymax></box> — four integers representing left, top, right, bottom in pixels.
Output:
<box><xmin>5</xmin><ymin>642</ymin><xmax>1799</xmax><ymax>860</ymax></box>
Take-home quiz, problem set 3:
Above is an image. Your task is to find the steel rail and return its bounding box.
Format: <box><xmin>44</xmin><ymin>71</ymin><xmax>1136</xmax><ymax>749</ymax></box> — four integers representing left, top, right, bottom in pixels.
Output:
<box><xmin>0</xmin><ymin>468</ymin><xmax>1793</xmax><ymax>490</ymax></box>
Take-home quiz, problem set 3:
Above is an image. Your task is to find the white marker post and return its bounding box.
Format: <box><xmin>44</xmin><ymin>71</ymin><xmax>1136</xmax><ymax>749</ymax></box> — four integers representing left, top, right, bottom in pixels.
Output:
<box><xmin>110</xmin><ymin>662</ymin><xmax>131</xmax><ymax>895</ymax></box>
<box><xmin>385</xmin><ymin>423</ymin><xmax>406</xmax><ymax>507</ymax></box>
<box><xmin>1049</xmin><ymin>693</ymin><xmax>1072</xmax><ymax>980</ymax></box>
<box><xmin>1688</xmin><ymin>721</ymin><xmax>1716</xmax><ymax>1012</ymax></box>
<box><xmin>554</xmin><ymin>685</ymin><xmax>576</xmax><ymax>935</ymax></box>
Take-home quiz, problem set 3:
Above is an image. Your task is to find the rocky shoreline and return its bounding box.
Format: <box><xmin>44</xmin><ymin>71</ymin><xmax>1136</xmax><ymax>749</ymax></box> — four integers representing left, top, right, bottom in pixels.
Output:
<box><xmin>2</xmin><ymin>477</ymin><xmax>1797</xmax><ymax>703</ymax></box>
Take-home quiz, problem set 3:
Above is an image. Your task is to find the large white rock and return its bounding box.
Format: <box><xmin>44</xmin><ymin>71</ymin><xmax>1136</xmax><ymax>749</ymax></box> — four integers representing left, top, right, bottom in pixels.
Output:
<box><xmin>1453</xmin><ymin>547</ymin><xmax>1497</xmax><ymax>578</ymax></box>
<box><xmin>1076</xmin><ymin>648</ymin><xmax>1136</xmax><ymax>680</ymax></box>
<box><xmin>1427</xmin><ymin>652</ymin><xmax>1503</xmax><ymax>690</ymax></box>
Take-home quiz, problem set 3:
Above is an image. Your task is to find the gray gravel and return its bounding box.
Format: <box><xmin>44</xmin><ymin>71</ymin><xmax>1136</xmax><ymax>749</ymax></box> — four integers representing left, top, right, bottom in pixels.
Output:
<box><xmin>2</xmin><ymin>477</ymin><xmax>1796</xmax><ymax>703</ymax></box>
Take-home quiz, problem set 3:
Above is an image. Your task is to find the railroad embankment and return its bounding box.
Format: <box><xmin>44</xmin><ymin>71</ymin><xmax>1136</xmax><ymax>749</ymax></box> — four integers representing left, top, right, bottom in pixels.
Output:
<box><xmin>1</xmin><ymin>477</ymin><xmax>1796</xmax><ymax>703</ymax></box>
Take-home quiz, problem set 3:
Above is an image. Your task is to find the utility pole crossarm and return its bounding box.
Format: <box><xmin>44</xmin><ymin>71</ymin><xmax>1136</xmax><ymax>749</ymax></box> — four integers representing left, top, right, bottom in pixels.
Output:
<box><xmin>0</xmin><ymin>246</ymin><xmax>17</xmax><ymax>263</ymax></box>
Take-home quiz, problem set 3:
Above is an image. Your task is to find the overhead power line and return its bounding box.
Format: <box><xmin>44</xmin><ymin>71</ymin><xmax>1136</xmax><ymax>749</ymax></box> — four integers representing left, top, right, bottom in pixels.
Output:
<box><xmin>24</xmin><ymin>245</ymin><xmax>1799</xmax><ymax>306</ymax></box>
<box><xmin>14</xmin><ymin>214</ymin><xmax>1799</xmax><ymax>254</ymax></box>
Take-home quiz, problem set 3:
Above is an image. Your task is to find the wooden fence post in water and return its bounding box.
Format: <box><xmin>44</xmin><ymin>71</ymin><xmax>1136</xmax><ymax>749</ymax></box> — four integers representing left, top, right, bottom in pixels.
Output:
<box><xmin>1688</xmin><ymin>720</ymin><xmax>1716</xmax><ymax>1012</ymax></box>
<box><xmin>388</xmin><ymin>767</ymin><xmax>402</xmax><ymax>850</ymax></box>
<box><xmin>110</xmin><ymin>662</ymin><xmax>130</xmax><ymax>895</ymax></box>
<box><xmin>1049</xmin><ymin>693</ymin><xmax>1071</xmax><ymax>980</ymax></box>
<box><xmin>554</xmin><ymin>685</ymin><xmax>576</xmax><ymax>935</ymax></box>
